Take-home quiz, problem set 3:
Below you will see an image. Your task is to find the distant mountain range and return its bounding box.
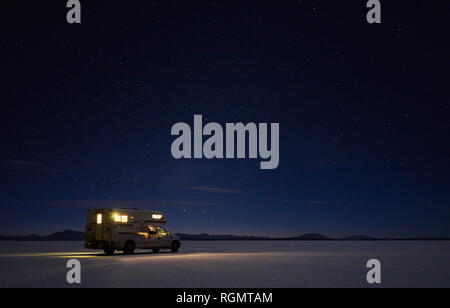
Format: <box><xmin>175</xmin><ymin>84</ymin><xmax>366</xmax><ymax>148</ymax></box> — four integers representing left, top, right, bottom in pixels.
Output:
<box><xmin>0</xmin><ymin>230</ymin><xmax>85</xmax><ymax>241</ymax></box>
<box><xmin>175</xmin><ymin>233</ymin><xmax>335</xmax><ymax>241</ymax></box>
<box><xmin>0</xmin><ymin>230</ymin><xmax>448</xmax><ymax>241</ymax></box>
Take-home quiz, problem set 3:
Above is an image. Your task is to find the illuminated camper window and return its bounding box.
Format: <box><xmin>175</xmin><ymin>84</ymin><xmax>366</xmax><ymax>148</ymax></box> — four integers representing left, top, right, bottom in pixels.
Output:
<box><xmin>114</xmin><ymin>215</ymin><xmax>128</xmax><ymax>223</ymax></box>
<box><xmin>96</xmin><ymin>214</ymin><xmax>102</xmax><ymax>224</ymax></box>
<box><xmin>152</xmin><ymin>214</ymin><xmax>163</xmax><ymax>220</ymax></box>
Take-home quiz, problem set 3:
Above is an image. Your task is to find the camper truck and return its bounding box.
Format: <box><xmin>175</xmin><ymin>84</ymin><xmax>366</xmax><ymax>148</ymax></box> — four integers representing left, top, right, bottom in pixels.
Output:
<box><xmin>85</xmin><ymin>209</ymin><xmax>181</xmax><ymax>255</ymax></box>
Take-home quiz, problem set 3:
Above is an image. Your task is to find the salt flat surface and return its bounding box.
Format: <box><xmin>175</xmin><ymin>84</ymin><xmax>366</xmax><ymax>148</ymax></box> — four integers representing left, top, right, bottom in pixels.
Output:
<box><xmin>0</xmin><ymin>241</ymin><xmax>448</xmax><ymax>288</ymax></box>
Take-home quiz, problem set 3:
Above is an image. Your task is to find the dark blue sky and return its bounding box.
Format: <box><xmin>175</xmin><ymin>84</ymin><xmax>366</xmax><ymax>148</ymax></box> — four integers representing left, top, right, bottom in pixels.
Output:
<box><xmin>1</xmin><ymin>0</ymin><xmax>449</xmax><ymax>237</ymax></box>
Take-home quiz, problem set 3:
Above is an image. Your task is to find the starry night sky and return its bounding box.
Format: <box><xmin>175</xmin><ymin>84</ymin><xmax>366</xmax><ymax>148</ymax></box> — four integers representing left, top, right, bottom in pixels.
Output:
<box><xmin>1</xmin><ymin>0</ymin><xmax>449</xmax><ymax>237</ymax></box>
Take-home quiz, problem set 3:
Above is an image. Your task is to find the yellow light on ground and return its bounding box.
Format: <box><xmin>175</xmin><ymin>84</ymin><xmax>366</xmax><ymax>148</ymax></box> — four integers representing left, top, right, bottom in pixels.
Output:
<box><xmin>55</xmin><ymin>255</ymin><xmax>99</xmax><ymax>259</ymax></box>
<box><xmin>0</xmin><ymin>252</ymin><xmax>100</xmax><ymax>258</ymax></box>
<box><xmin>96</xmin><ymin>213</ymin><xmax>102</xmax><ymax>224</ymax></box>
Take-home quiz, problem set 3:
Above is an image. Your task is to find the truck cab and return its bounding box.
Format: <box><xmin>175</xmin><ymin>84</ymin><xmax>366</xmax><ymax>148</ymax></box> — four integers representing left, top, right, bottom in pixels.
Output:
<box><xmin>85</xmin><ymin>208</ymin><xmax>181</xmax><ymax>255</ymax></box>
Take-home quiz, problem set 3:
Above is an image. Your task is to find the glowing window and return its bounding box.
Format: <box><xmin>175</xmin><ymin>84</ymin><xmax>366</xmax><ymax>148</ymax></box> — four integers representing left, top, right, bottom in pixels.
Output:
<box><xmin>114</xmin><ymin>215</ymin><xmax>128</xmax><ymax>223</ymax></box>
<box><xmin>96</xmin><ymin>214</ymin><xmax>102</xmax><ymax>224</ymax></box>
<box><xmin>152</xmin><ymin>214</ymin><xmax>163</xmax><ymax>220</ymax></box>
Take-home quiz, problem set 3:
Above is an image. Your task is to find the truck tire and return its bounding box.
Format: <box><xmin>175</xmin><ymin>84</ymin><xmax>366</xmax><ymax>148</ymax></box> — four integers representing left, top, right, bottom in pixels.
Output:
<box><xmin>103</xmin><ymin>247</ymin><xmax>115</xmax><ymax>256</ymax></box>
<box><xmin>171</xmin><ymin>241</ymin><xmax>180</xmax><ymax>253</ymax></box>
<box><xmin>123</xmin><ymin>240</ymin><xmax>136</xmax><ymax>255</ymax></box>
<box><xmin>152</xmin><ymin>248</ymin><xmax>160</xmax><ymax>253</ymax></box>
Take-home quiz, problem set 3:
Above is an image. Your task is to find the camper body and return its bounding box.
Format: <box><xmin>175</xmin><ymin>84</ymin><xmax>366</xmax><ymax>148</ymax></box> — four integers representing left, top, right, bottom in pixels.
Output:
<box><xmin>85</xmin><ymin>208</ymin><xmax>181</xmax><ymax>255</ymax></box>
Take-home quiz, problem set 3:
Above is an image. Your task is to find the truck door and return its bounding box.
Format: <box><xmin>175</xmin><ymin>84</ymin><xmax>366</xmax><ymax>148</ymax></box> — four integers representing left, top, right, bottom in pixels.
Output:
<box><xmin>144</xmin><ymin>225</ymin><xmax>161</xmax><ymax>248</ymax></box>
<box><xmin>85</xmin><ymin>210</ymin><xmax>113</xmax><ymax>249</ymax></box>
<box><xmin>96</xmin><ymin>213</ymin><xmax>103</xmax><ymax>242</ymax></box>
<box><xmin>156</xmin><ymin>227</ymin><xmax>171</xmax><ymax>247</ymax></box>
<box><xmin>87</xmin><ymin>211</ymin><xmax>104</xmax><ymax>243</ymax></box>
<box><xmin>96</xmin><ymin>211</ymin><xmax>112</xmax><ymax>246</ymax></box>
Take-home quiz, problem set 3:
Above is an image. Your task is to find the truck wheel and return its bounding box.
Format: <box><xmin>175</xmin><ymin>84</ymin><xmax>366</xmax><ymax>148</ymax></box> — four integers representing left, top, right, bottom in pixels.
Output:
<box><xmin>152</xmin><ymin>249</ymin><xmax>160</xmax><ymax>253</ymax></box>
<box><xmin>171</xmin><ymin>241</ymin><xmax>180</xmax><ymax>253</ymax></box>
<box><xmin>123</xmin><ymin>241</ymin><xmax>136</xmax><ymax>255</ymax></box>
<box><xmin>103</xmin><ymin>247</ymin><xmax>115</xmax><ymax>256</ymax></box>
